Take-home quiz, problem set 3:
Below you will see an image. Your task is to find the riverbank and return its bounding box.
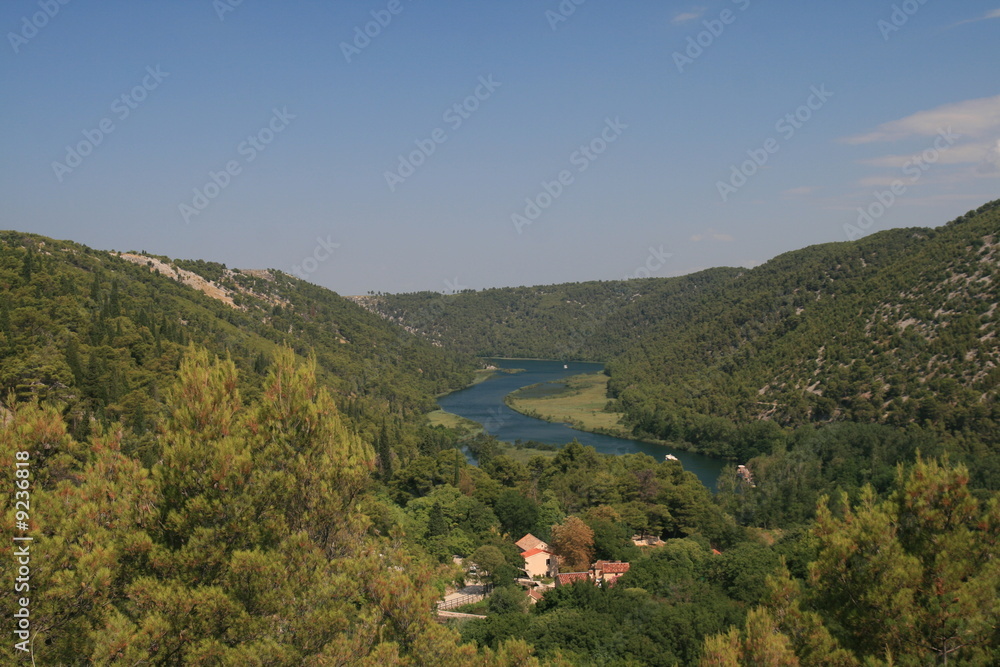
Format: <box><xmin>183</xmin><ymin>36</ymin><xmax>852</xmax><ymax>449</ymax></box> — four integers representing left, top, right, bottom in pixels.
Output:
<box><xmin>434</xmin><ymin>358</ymin><xmax>726</xmax><ymax>490</ymax></box>
<box><xmin>426</xmin><ymin>409</ymin><xmax>483</xmax><ymax>434</ymax></box>
<box><xmin>503</xmin><ymin>372</ymin><xmax>637</xmax><ymax>438</ymax></box>
<box><xmin>503</xmin><ymin>372</ymin><xmax>688</xmax><ymax>452</ymax></box>
<box><xmin>436</xmin><ymin>364</ymin><xmax>526</xmax><ymax>399</ymax></box>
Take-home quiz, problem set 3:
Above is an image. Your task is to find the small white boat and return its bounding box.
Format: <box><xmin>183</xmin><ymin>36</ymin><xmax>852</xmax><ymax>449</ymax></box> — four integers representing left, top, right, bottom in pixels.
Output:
<box><xmin>563</xmin><ymin>364</ymin><xmax>568</xmax><ymax>369</ymax></box>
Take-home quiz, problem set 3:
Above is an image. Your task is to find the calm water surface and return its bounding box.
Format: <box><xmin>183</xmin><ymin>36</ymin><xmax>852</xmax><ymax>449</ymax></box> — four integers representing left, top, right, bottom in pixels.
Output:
<box><xmin>438</xmin><ymin>359</ymin><xmax>725</xmax><ymax>491</ymax></box>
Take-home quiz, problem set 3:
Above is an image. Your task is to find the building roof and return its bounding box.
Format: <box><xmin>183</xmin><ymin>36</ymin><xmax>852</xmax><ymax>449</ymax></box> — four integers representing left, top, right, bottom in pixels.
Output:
<box><xmin>521</xmin><ymin>547</ymin><xmax>553</xmax><ymax>559</ymax></box>
<box><xmin>598</xmin><ymin>561</ymin><xmax>631</xmax><ymax>574</ymax></box>
<box><xmin>515</xmin><ymin>533</ymin><xmax>548</xmax><ymax>551</ymax></box>
<box><xmin>555</xmin><ymin>572</ymin><xmax>590</xmax><ymax>586</ymax></box>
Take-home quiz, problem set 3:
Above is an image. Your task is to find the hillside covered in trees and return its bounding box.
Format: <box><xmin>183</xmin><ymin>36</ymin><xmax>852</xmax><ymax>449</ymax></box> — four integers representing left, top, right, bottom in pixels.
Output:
<box><xmin>352</xmin><ymin>267</ymin><xmax>742</xmax><ymax>362</ymax></box>
<box><xmin>607</xmin><ymin>202</ymin><xmax>1000</xmax><ymax>480</ymax></box>
<box><xmin>365</xmin><ymin>202</ymin><xmax>1000</xmax><ymax>489</ymax></box>
<box><xmin>0</xmin><ymin>231</ymin><xmax>476</xmax><ymax>467</ymax></box>
<box><xmin>3</xmin><ymin>205</ymin><xmax>1000</xmax><ymax>665</ymax></box>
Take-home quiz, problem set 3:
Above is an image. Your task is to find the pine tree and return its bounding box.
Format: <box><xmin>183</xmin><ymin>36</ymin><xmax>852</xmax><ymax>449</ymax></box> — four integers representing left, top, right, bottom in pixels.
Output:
<box><xmin>89</xmin><ymin>272</ymin><xmax>101</xmax><ymax>304</ymax></box>
<box><xmin>20</xmin><ymin>247</ymin><xmax>34</xmax><ymax>282</ymax></box>
<box><xmin>252</xmin><ymin>350</ymin><xmax>268</xmax><ymax>375</ymax></box>
<box><xmin>108</xmin><ymin>279</ymin><xmax>121</xmax><ymax>318</ymax></box>
<box><xmin>376</xmin><ymin>418</ymin><xmax>394</xmax><ymax>480</ymax></box>
<box><xmin>248</xmin><ymin>348</ymin><xmax>375</xmax><ymax>550</ymax></box>
<box><xmin>810</xmin><ymin>456</ymin><xmax>1000</xmax><ymax>664</ymax></box>
<box><xmin>0</xmin><ymin>297</ymin><xmax>9</xmax><ymax>334</ymax></box>
<box><xmin>0</xmin><ymin>403</ymin><xmax>153</xmax><ymax>662</ymax></box>
<box><xmin>427</xmin><ymin>502</ymin><xmax>448</xmax><ymax>538</ymax></box>
<box><xmin>65</xmin><ymin>337</ymin><xmax>83</xmax><ymax>385</ymax></box>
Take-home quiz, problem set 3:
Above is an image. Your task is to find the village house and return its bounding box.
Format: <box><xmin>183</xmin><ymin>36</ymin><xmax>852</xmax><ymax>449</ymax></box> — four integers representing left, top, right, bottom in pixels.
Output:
<box><xmin>554</xmin><ymin>560</ymin><xmax>632</xmax><ymax>587</ymax></box>
<box><xmin>555</xmin><ymin>571</ymin><xmax>591</xmax><ymax>587</ymax></box>
<box><xmin>515</xmin><ymin>533</ymin><xmax>549</xmax><ymax>552</ymax></box>
<box><xmin>592</xmin><ymin>560</ymin><xmax>630</xmax><ymax>585</ymax></box>
<box><xmin>521</xmin><ymin>547</ymin><xmax>557</xmax><ymax>579</ymax></box>
<box><xmin>516</xmin><ymin>533</ymin><xmax>557</xmax><ymax>579</ymax></box>
<box><xmin>631</xmin><ymin>534</ymin><xmax>666</xmax><ymax>547</ymax></box>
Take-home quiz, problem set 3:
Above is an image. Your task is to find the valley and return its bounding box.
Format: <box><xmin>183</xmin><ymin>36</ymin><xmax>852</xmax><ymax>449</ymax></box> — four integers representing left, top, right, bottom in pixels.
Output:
<box><xmin>9</xmin><ymin>5</ymin><xmax>1000</xmax><ymax>662</ymax></box>
<box><xmin>3</xmin><ymin>200</ymin><xmax>999</xmax><ymax>665</ymax></box>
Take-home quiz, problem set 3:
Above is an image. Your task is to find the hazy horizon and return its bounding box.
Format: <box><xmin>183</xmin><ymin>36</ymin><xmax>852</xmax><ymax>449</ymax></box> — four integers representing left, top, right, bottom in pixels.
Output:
<box><xmin>3</xmin><ymin>1</ymin><xmax>998</xmax><ymax>294</ymax></box>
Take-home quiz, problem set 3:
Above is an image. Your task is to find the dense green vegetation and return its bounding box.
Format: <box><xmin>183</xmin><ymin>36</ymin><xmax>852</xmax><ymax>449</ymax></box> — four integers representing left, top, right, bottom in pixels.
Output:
<box><xmin>354</xmin><ymin>267</ymin><xmax>741</xmax><ymax>361</ymax></box>
<box><xmin>408</xmin><ymin>439</ymin><xmax>999</xmax><ymax>665</ymax></box>
<box><xmin>370</xmin><ymin>202</ymin><xmax>1000</xmax><ymax>489</ymax></box>
<box><xmin>391</xmin><ymin>437</ymin><xmax>772</xmax><ymax>664</ymax></box>
<box><xmin>609</xmin><ymin>202</ymin><xmax>1000</xmax><ymax>480</ymax></box>
<box><xmin>0</xmin><ymin>349</ymin><xmax>539</xmax><ymax>664</ymax></box>
<box><xmin>0</xmin><ymin>232</ymin><xmax>475</xmax><ymax>467</ymax></box>
<box><xmin>3</xmin><ymin>202</ymin><xmax>1000</xmax><ymax>664</ymax></box>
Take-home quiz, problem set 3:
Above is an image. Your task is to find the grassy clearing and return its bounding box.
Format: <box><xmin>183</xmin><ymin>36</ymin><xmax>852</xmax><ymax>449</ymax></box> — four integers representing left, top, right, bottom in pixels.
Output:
<box><xmin>470</xmin><ymin>368</ymin><xmax>497</xmax><ymax>385</ymax></box>
<box><xmin>426</xmin><ymin>409</ymin><xmax>482</xmax><ymax>434</ymax></box>
<box><xmin>505</xmin><ymin>372</ymin><xmax>633</xmax><ymax>438</ymax></box>
<box><xmin>499</xmin><ymin>443</ymin><xmax>560</xmax><ymax>463</ymax></box>
<box><xmin>453</xmin><ymin>600</ymin><xmax>489</xmax><ymax>615</ymax></box>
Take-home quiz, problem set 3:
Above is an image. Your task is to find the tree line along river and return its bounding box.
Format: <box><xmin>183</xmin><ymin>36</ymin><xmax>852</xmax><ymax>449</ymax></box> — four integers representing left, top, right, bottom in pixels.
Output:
<box><xmin>437</xmin><ymin>358</ymin><xmax>726</xmax><ymax>491</ymax></box>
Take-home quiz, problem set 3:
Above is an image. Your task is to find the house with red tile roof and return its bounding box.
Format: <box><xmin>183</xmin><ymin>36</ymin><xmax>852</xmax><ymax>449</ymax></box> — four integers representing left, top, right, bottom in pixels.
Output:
<box><xmin>555</xmin><ymin>572</ymin><xmax>591</xmax><ymax>587</ymax></box>
<box><xmin>527</xmin><ymin>587</ymin><xmax>547</xmax><ymax>604</ymax></box>
<box><xmin>592</xmin><ymin>560</ymin><xmax>630</xmax><ymax>585</ymax></box>
<box><xmin>515</xmin><ymin>533</ymin><xmax>549</xmax><ymax>552</ymax></box>
<box><xmin>554</xmin><ymin>561</ymin><xmax>633</xmax><ymax>587</ymax></box>
<box><xmin>521</xmin><ymin>547</ymin><xmax>557</xmax><ymax>578</ymax></box>
<box><xmin>594</xmin><ymin>561</ymin><xmax>630</xmax><ymax>574</ymax></box>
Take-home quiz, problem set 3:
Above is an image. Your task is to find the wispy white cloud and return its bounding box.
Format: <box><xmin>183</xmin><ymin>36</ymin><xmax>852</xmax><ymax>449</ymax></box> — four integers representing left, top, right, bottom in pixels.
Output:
<box><xmin>952</xmin><ymin>8</ymin><xmax>1000</xmax><ymax>27</ymax></box>
<box><xmin>857</xmin><ymin>175</ymin><xmax>904</xmax><ymax>189</ymax></box>
<box><xmin>859</xmin><ymin>143</ymin><xmax>989</xmax><ymax>168</ymax></box>
<box><xmin>690</xmin><ymin>229</ymin><xmax>735</xmax><ymax>243</ymax></box>
<box><xmin>845</xmin><ymin>96</ymin><xmax>1000</xmax><ymax>188</ymax></box>
<box><xmin>890</xmin><ymin>193</ymin><xmax>994</xmax><ymax>207</ymax></box>
<box><xmin>977</xmin><ymin>139</ymin><xmax>1000</xmax><ymax>174</ymax></box>
<box><xmin>782</xmin><ymin>186</ymin><xmax>818</xmax><ymax>197</ymax></box>
<box><xmin>843</xmin><ymin>95</ymin><xmax>1000</xmax><ymax>145</ymax></box>
<box><xmin>672</xmin><ymin>7</ymin><xmax>706</xmax><ymax>24</ymax></box>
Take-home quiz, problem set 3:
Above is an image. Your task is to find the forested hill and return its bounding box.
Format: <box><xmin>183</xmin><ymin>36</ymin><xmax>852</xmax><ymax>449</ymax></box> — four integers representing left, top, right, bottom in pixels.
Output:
<box><xmin>362</xmin><ymin>201</ymin><xmax>1000</xmax><ymax>483</ymax></box>
<box><xmin>608</xmin><ymin>201</ymin><xmax>1000</xmax><ymax>467</ymax></box>
<box><xmin>4</xmin><ymin>216</ymin><xmax>1000</xmax><ymax>664</ymax></box>
<box><xmin>0</xmin><ymin>231</ymin><xmax>475</xmax><ymax>457</ymax></box>
<box><xmin>351</xmin><ymin>267</ymin><xmax>743</xmax><ymax>360</ymax></box>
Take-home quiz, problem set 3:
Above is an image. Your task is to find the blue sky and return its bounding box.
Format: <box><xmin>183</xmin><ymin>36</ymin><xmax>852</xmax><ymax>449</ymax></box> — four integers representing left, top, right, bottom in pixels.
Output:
<box><xmin>1</xmin><ymin>1</ymin><xmax>998</xmax><ymax>295</ymax></box>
